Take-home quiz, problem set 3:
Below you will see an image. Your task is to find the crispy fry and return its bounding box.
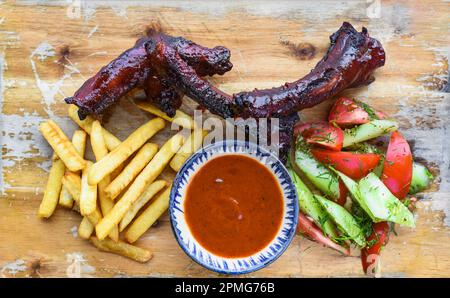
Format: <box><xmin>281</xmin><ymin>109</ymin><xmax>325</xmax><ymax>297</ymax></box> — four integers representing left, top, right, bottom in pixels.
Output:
<box><xmin>95</xmin><ymin>134</ymin><xmax>184</xmax><ymax>240</ymax></box>
<box><xmin>136</xmin><ymin>101</ymin><xmax>195</xmax><ymax>129</ymax></box>
<box><xmin>38</xmin><ymin>154</ymin><xmax>65</xmax><ymax>218</ymax></box>
<box><xmin>59</xmin><ymin>130</ymin><xmax>87</xmax><ymax>208</ymax></box>
<box><xmin>91</xmin><ymin>120</ymin><xmax>119</xmax><ymax>241</ymax></box>
<box><xmin>79</xmin><ymin>208</ymin><xmax>103</xmax><ymax>239</ymax></box>
<box><xmin>110</xmin><ymin>163</ymin><xmax>126</xmax><ymax>180</ymax></box>
<box><xmin>106</xmin><ymin>143</ymin><xmax>158</xmax><ymax>200</ymax></box>
<box><xmin>71</xmin><ymin>130</ymin><xmax>87</xmax><ymax>158</ymax></box>
<box><xmin>39</xmin><ymin>120</ymin><xmax>87</xmax><ymax>172</ymax></box>
<box><xmin>68</xmin><ymin>105</ymin><xmax>122</xmax><ymax>151</ymax></box>
<box><xmin>62</xmin><ymin>172</ymin><xmax>82</xmax><ymax>203</ymax></box>
<box><xmin>125</xmin><ymin>187</ymin><xmax>171</xmax><ymax>243</ymax></box>
<box><xmin>170</xmin><ymin>129</ymin><xmax>207</xmax><ymax>172</ymax></box>
<box><xmin>119</xmin><ymin>180</ymin><xmax>167</xmax><ymax>232</ymax></box>
<box><xmin>58</xmin><ymin>186</ymin><xmax>73</xmax><ymax>209</ymax></box>
<box><xmin>91</xmin><ymin>120</ymin><xmax>109</xmax><ymax>160</ymax></box>
<box><xmin>90</xmin><ymin>237</ymin><xmax>152</xmax><ymax>263</ymax></box>
<box><xmin>86</xmin><ymin>207</ymin><xmax>102</xmax><ymax>225</ymax></box>
<box><xmin>89</xmin><ymin>118</ymin><xmax>165</xmax><ymax>185</ymax></box>
<box><xmin>80</xmin><ymin>161</ymin><xmax>97</xmax><ymax>216</ymax></box>
<box><xmin>78</xmin><ymin>217</ymin><xmax>95</xmax><ymax>239</ymax></box>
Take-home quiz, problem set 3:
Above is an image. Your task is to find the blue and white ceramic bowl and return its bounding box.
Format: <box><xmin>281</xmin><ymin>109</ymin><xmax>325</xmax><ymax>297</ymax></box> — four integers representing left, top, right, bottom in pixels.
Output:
<box><xmin>169</xmin><ymin>140</ymin><xmax>299</xmax><ymax>274</ymax></box>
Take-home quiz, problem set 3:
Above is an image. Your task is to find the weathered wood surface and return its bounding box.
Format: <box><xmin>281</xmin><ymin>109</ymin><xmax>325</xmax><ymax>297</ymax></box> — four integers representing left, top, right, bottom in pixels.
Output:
<box><xmin>0</xmin><ymin>0</ymin><xmax>449</xmax><ymax>277</ymax></box>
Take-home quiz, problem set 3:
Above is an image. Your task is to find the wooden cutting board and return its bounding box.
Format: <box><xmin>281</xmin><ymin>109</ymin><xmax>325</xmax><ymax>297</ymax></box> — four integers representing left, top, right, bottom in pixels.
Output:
<box><xmin>0</xmin><ymin>0</ymin><xmax>449</xmax><ymax>277</ymax></box>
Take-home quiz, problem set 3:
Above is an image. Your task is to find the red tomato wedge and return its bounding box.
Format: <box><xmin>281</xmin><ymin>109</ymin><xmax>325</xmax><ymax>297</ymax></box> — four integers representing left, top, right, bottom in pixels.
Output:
<box><xmin>294</xmin><ymin>121</ymin><xmax>344</xmax><ymax>151</ymax></box>
<box><xmin>381</xmin><ymin>131</ymin><xmax>413</xmax><ymax>199</ymax></box>
<box><xmin>337</xmin><ymin>181</ymin><xmax>348</xmax><ymax>206</ymax></box>
<box><xmin>297</xmin><ymin>212</ymin><xmax>350</xmax><ymax>256</ymax></box>
<box><xmin>328</xmin><ymin>97</ymin><xmax>370</xmax><ymax>128</ymax></box>
<box><xmin>361</xmin><ymin>222</ymin><xmax>390</xmax><ymax>275</ymax></box>
<box><xmin>311</xmin><ymin>149</ymin><xmax>381</xmax><ymax>180</ymax></box>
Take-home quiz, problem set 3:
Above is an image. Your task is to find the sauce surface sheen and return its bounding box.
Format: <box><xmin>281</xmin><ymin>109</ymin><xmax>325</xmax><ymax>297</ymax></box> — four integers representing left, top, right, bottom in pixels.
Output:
<box><xmin>184</xmin><ymin>154</ymin><xmax>283</xmax><ymax>258</ymax></box>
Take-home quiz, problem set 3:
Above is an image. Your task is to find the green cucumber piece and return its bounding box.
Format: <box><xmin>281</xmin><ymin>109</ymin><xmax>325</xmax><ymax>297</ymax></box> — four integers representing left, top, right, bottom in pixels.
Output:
<box><xmin>409</xmin><ymin>162</ymin><xmax>433</xmax><ymax>194</ymax></box>
<box><xmin>288</xmin><ymin>168</ymin><xmax>337</xmax><ymax>238</ymax></box>
<box><xmin>343</xmin><ymin>120</ymin><xmax>398</xmax><ymax>148</ymax></box>
<box><xmin>315</xmin><ymin>195</ymin><xmax>366</xmax><ymax>247</ymax></box>
<box><xmin>294</xmin><ymin>138</ymin><xmax>341</xmax><ymax>201</ymax></box>
<box><xmin>358</xmin><ymin>173</ymin><xmax>415</xmax><ymax>227</ymax></box>
<box><xmin>333</xmin><ymin>169</ymin><xmax>376</xmax><ymax>221</ymax></box>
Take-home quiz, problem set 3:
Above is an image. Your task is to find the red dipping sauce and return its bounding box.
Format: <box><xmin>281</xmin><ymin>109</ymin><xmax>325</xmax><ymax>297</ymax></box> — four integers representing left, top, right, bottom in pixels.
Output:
<box><xmin>184</xmin><ymin>154</ymin><xmax>284</xmax><ymax>258</ymax></box>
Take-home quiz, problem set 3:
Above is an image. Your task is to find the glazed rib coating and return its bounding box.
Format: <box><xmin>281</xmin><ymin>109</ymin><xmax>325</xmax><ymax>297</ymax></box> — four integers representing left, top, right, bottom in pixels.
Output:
<box><xmin>65</xmin><ymin>22</ymin><xmax>385</xmax><ymax>162</ymax></box>
<box><xmin>65</xmin><ymin>38</ymin><xmax>152</xmax><ymax>119</ymax></box>
<box><xmin>146</xmin><ymin>41</ymin><xmax>235</xmax><ymax>119</ymax></box>
<box><xmin>233</xmin><ymin>22</ymin><xmax>386</xmax><ymax>118</ymax></box>
<box><xmin>65</xmin><ymin>32</ymin><xmax>233</xmax><ymax>118</ymax></box>
<box><xmin>144</xmin><ymin>75</ymin><xmax>184</xmax><ymax>117</ymax></box>
<box><xmin>145</xmin><ymin>22</ymin><xmax>384</xmax><ymax>120</ymax></box>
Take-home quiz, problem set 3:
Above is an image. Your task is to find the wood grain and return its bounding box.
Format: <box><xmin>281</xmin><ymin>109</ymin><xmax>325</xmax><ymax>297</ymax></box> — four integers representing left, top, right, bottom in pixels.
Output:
<box><xmin>0</xmin><ymin>0</ymin><xmax>449</xmax><ymax>277</ymax></box>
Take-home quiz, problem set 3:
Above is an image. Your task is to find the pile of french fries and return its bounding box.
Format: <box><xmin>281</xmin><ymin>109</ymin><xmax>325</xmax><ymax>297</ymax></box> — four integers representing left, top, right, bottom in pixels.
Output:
<box><xmin>37</xmin><ymin>102</ymin><xmax>206</xmax><ymax>262</ymax></box>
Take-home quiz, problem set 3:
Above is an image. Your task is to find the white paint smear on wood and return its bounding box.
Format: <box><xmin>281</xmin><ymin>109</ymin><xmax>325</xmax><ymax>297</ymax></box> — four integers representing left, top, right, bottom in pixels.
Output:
<box><xmin>87</xmin><ymin>24</ymin><xmax>98</xmax><ymax>38</ymax></box>
<box><xmin>17</xmin><ymin>0</ymin><xmax>361</xmax><ymax>21</ymax></box>
<box><xmin>65</xmin><ymin>252</ymin><xmax>96</xmax><ymax>277</ymax></box>
<box><xmin>0</xmin><ymin>259</ymin><xmax>27</xmax><ymax>277</ymax></box>
<box><xmin>1</xmin><ymin>42</ymin><xmax>77</xmax><ymax>194</ymax></box>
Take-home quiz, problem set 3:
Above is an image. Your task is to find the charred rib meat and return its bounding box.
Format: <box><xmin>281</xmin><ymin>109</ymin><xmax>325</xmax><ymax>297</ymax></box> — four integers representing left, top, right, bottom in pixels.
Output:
<box><xmin>65</xmin><ymin>22</ymin><xmax>385</xmax><ymax>162</ymax></box>
<box><xmin>65</xmin><ymin>32</ymin><xmax>233</xmax><ymax>119</ymax></box>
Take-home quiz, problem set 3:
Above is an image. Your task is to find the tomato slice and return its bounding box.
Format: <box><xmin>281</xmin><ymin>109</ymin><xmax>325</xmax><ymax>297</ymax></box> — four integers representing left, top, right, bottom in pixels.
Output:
<box><xmin>361</xmin><ymin>222</ymin><xmax>390</xmax><ymax>275</ymax></box>
<box><xmin>297</xmin><ymin>212</ymin><xmax>350</xmax><ymax>256</ymax></box>
<box><xmin>311</xmin><ymin>149</ymin><xmax>381</xmax><ymax>180</ymax></box>
<box><xmin>328</xmin><ymin>97</ymin><xmax>370</xmax><ymax>128</ymax></box>
<box><xmin>381</xmin><ymin>131</ymin><xmax>413</xmax><ymax>199</ymax></box>
<box><xmin>337</xmin><ymin>181</ymin><xmax>348</xmax><ymax>206</ymax></box>
<box><xmin>294</xmin><ymin>121</ymin><xmax>344</xmax><ymax>151</ymax></box>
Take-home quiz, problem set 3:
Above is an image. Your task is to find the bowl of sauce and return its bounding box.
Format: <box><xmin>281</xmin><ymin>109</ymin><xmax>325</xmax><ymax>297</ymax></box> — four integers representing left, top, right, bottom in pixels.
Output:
<box><xmin>169</xmin><ymin>140</ymin><xmax>298</xmax><ymax>274</ymax></box>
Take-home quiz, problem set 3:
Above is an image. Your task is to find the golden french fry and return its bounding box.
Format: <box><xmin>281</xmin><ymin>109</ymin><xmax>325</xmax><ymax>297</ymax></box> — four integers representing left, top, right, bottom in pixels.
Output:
<box><xmin>95</xmin><ymin>134</ymin><xmax>184</xmax><ymax>240</ymax></box>
<box><xmin>91</xmin><ymin>120</ymin><xmax>109</xmax><ymax>160</ymax></box>
<box><xmin>136</xmin><ymin>101</ymin><xmax>195</xmax><ymax>129</ymax></box>
<box><xmin>80</xmin><ymin>161</ymin><xmax>97</xmax><ymax>216</ymax></box>
<box><xmin>72</xmin><ymin>130</ymin><xmax>87</xmax><ymax>158</ymax></box>
<box><xmin>39</xmin><ymin>120</ymin><xmax>87</xmax><ymax>172</ymax></box>
<box><xmin>125</xmin><ymin>187</ymin><xmax>171</xmax><ymax>243</ymax></box>
<box><xmin>79</xmin><ymin>208</ymin><xmax>103</xmax><ymax>239</ymax></box>
<box><xmin>86</xmin><ymin>207</ymin><xmax>102</xmax><ymax>225</ymax></box>
<box><xmin>38</xmin><ymin>154</ymin><xmax>65</xmax><ymax>218</ymax></box>
<box><xmin>110</xmin><ymin>162</ymin><xmax>126</xmax><ymax>179</ymax></box>
<box><xmin>119</xmin><ymin>180</ymin><xmax>167</xmax><ymax>232</ymax></box>
<box><xmin>90</xmin><ymin>237</ymin><xmax>152</xmax><ymax>263</ymax></box>
<box><xmin>91</xmin><ymin>120</ymin><xmax>119</xmax><ymax>241</ymax></box>
<box><xmin>59</xmin><ymin>130</ymin><xmax>87</xmax><ymax>208</ymax></box>
<box><xmin>58</xmin><ymin>186</ymin><xmax>73</xmax><ymax>209</ymax></box>
<box><xmin>68</xmin><ymin>105</ymin><xmax>122</xmax><ymax>151</ymax></box>
<box><xmin>62</xmin><ymin>172</ymin><xmax>81</xmax><ymax>203</ymax></box>
<box><xmin>106</xmin><ymin>143</ymin><xmax>158</xmax><ymax>200</ymax></box>
<box><xmin>89</xmin><ymin>118</ymin><xmax>165</xmax><ymax>185</ymax></box>
<box><xmin>78</xmin><ymin>217</ymin><xmax>95</xmax><ymax>239</ymax></box>
<box><xmin>170</xmin><ymin>129</ymin><xmax>207</xmax><ymax>172</ymax></box>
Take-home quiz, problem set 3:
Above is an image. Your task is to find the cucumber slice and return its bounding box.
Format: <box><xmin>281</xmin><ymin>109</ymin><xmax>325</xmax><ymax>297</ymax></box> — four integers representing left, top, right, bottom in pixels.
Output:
<box><xmin>288</xmin><ymin>168</ymin><xmax>337</xmax><ymax>238</ymax></box>
<box><xmin>358</xmin><ymin>173</ymin><xmax>415</xmax><ymax>227</ymax></box>
<box><xmin>333</xmin><ymin>169</ymin><xmax>376</xmax><ymax>221</ymax></box>
<box><xmin>315</xmin><ymin>195</ymin><xmax>366</xmax><ymax>247</ymax></box>
<box><xmin>294</xmin><ymin>139</ymin><xmax>341</xmax><ymax>201</ymax></box>
<box><xmin>409</xmin><ymin>162</ymin><xmax>433</xmax><ymax>194</ymax></box>
<box><xmin>343</xmin><ymin>120</ymin><xmax>398</xmax><ymax>148</ymax></box>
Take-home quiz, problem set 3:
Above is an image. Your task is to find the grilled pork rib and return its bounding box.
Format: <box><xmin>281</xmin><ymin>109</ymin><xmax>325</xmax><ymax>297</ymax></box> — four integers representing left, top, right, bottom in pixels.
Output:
<box><xmin>65</xmin><ymin>22</ymin><xmax>385</xmax><ymax>162</ymax></box>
